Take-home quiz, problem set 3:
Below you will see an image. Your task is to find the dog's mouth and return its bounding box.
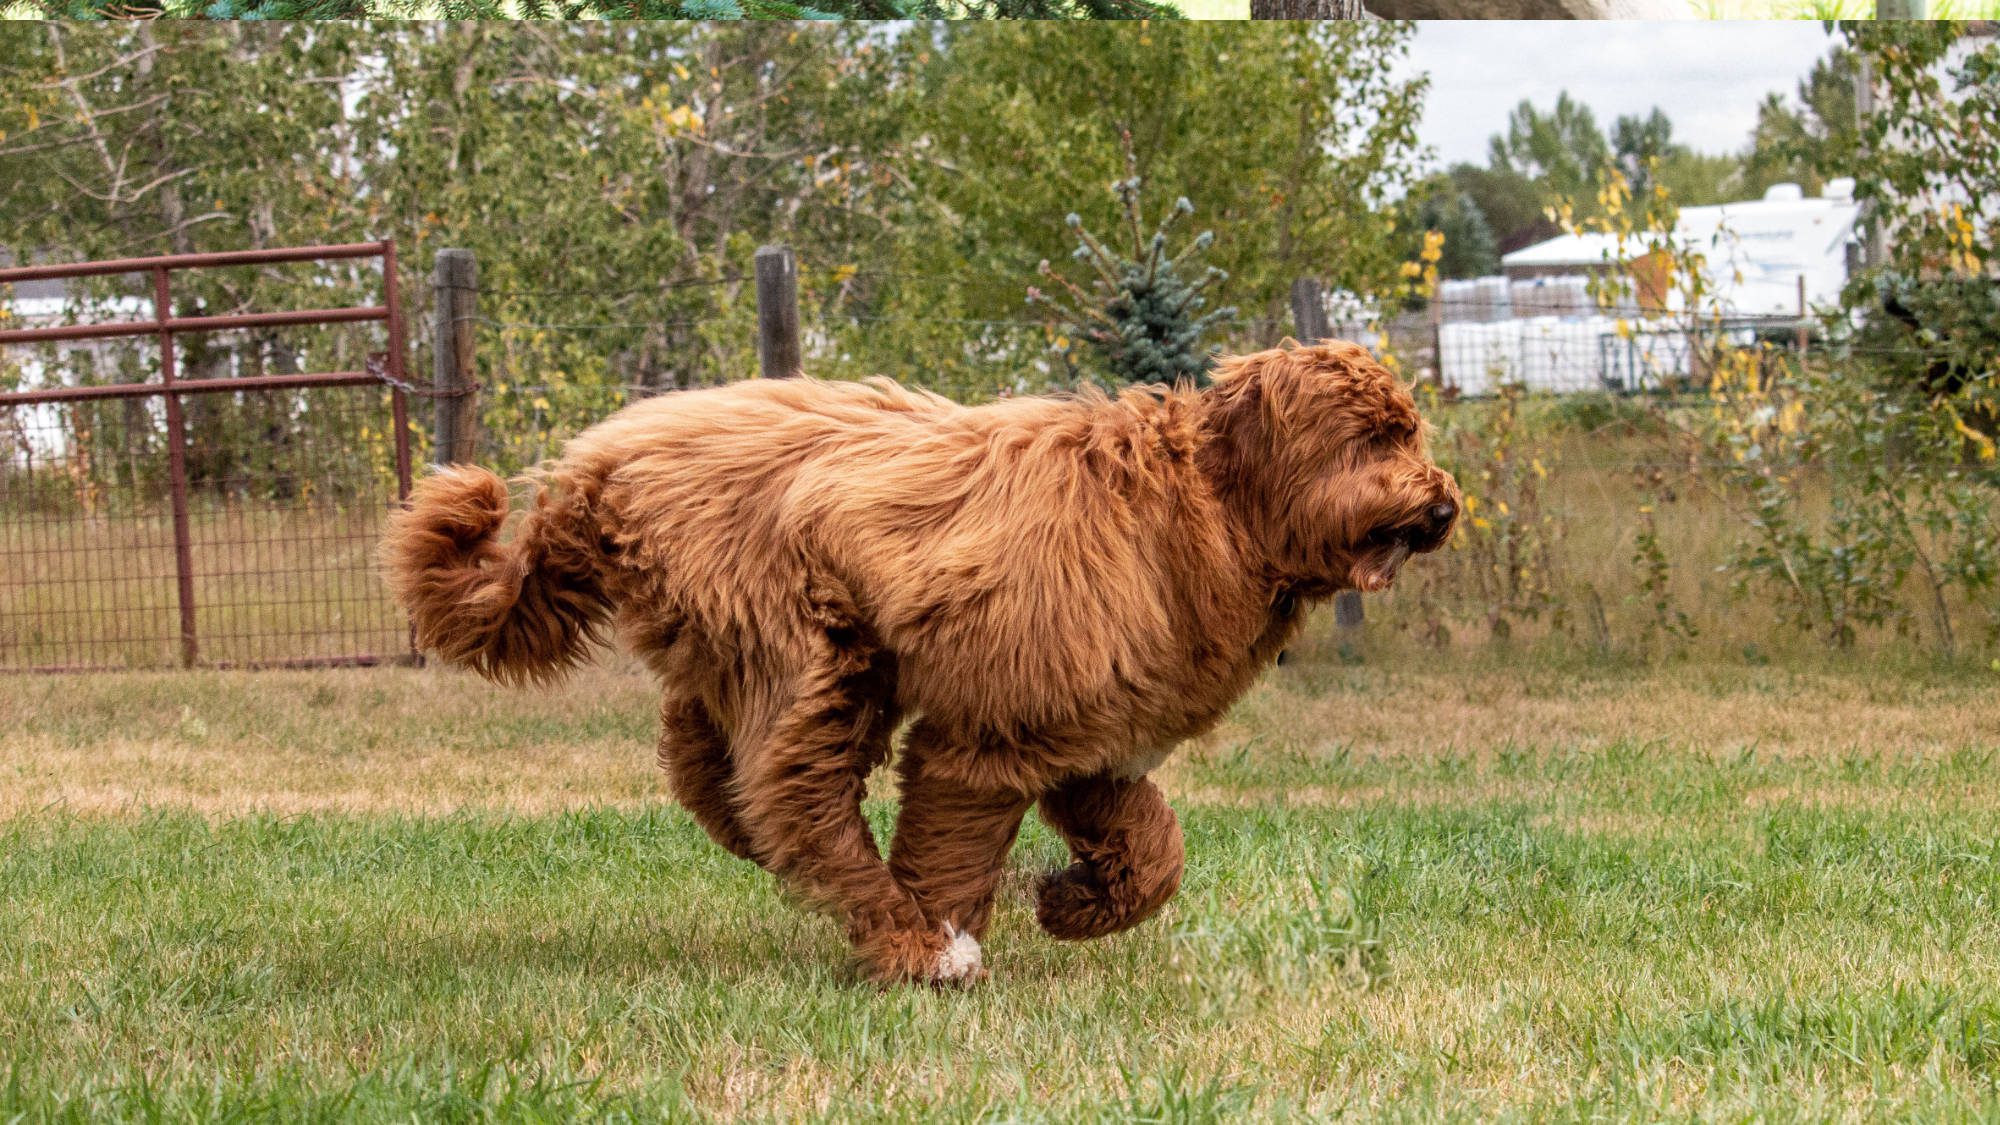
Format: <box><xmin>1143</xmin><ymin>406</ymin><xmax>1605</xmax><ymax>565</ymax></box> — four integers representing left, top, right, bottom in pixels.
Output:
<box><xmin>1347</xmin><ymin>508</ymin><xmax>1456</xmax><ymax>592</ymax></box>
<box><xmin>1349</xmin><ymin>537</ymin><xmax>1414</xmax><ymax>593</ymax></box>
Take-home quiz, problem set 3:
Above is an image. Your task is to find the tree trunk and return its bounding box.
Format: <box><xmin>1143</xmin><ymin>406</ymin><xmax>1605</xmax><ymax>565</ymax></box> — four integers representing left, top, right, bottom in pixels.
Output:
<box><xmin>1250</xmin><ymin>0</ymin><xmax>1371</xmax><ymax>14</ymax></box>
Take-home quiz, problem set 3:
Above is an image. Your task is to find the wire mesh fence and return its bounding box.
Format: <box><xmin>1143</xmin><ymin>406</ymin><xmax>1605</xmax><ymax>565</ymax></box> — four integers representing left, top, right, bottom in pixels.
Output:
<box><xmin>451</xmin><ymin>289</ymin><xmax>1811</xmax><ymax>479</ymax></box>
<box><xmin>432</xmin><ymin>285</ymin><xmax>1803</xmax><ymax>480</ymax></box>
<box><xmin>0</xmin><ymin>387</ymin><xmax>412</xmax><ymax>670</ymax></box>
<box><xmin>460</xmin><ymin>294</ymin><xmax>1065</xmax><ymax>472</ymax></box>
<box><xmin>3</xmin><ymin>233</ymin><xmax>1980</xmax><ymax>675</ymax></box>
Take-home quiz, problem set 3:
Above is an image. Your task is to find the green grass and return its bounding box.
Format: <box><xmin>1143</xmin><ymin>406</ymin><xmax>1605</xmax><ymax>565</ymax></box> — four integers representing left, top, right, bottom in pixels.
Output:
<box><xmin>4</xmin><ymin>653</ymin><xmax>2000</xmax><ymax>1119</ymax></box>
<box><xmin>1182</xmin><ymin>1</ymin><xmax>2000</xmax><ymax>21</ymax></box>
<box><xmin>30</xmin><ymin>0</ymin><xmax>2000</xmax><ymax>16</ymax></box>
<box><xmin>8</xmin><ymin>795</ymin><xmax>2000</xmax><ymax>1119</ymax></box>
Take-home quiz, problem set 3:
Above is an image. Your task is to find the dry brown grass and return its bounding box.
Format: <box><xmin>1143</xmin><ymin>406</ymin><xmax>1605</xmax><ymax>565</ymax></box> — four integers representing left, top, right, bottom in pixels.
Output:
<box><xmin>1212</xmin><ymin>655</ymin><xmax>2000</xmax><ymax>760</ymax></box>
<box><xmin>1392</xmin><ymin>397</ymin><xmax>1999</xmax><ymax>663</ymax></box>
<box><xmin>0</xmin><ymin>663</ymin><xmax>662</xmax><ymax>817</ymax></box>
<box><xmin>4</xmin><ymin>653</ymin><xmax>1996</xmax><ymax>820</ymax></box>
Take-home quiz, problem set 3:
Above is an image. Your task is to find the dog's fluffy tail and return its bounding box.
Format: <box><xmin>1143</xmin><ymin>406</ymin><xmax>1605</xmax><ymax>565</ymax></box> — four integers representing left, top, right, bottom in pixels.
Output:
<box><xmin>380</xmin><ymin>465</ymin><xmax>613</xmax><ymax>686</ymax></box>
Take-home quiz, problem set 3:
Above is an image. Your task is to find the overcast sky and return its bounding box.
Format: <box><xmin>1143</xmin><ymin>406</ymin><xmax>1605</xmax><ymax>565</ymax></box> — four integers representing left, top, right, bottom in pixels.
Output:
<box><xmin>1397</xmin><ymin>22</ymin><xmax>1840</xmax><ymax>172</ymax></box>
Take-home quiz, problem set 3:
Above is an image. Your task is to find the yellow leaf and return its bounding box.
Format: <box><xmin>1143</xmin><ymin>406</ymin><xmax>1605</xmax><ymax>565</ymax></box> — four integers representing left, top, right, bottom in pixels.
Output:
<box><xmin>1778</xmin><ymin>400</ymin><xmax>1804</xmax><ymax>435</ymax></box>
<box><xmin>1948</xmin><ymin>409</ymin><xmax>1997</xmax><ymax>461</ymax></box>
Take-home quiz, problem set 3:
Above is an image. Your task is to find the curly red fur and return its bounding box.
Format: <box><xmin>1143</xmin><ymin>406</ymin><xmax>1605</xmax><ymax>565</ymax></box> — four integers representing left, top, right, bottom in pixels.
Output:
<box><xmin>380</xmin><ymin>465</ymin><xmax>613</xmax><ymax>687</ymax></box>
<box><xmin>380</xmin><ymin>339</ymin><xmax>1458</xmax><ymax>983</ymax></box>
<box><xmin>1035</xmin><ymin>773</ymin><xmax>1184</xmax><ymax>941</ymax></box>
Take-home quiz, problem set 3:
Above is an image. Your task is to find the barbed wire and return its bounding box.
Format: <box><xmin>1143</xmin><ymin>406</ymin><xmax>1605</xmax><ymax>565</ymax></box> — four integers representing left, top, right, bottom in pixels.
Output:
<box><xmin>837</xmin><ymin>314</ymin><xmax>1045</xmax><ymax>330</ymax></box>
<box><xmin>476</xmin><ymin>274</ymin><xmax>749</xmax><ymax>299</ymax></box>
<box><xmin>461</xmin><ymin>318</ymin><xmax>1973</xmax><ymax>377</ymax></box>
<box><xmin>479</xmin><ymin>317</ymin><xmax>707</xmax><ymax>332</ymax></box>
<box><xmin>469</xmin><ymin>268</ymin><xmax>1024</xmax><ymax>300</ymax></box>
<box><xmin>474</xmin><ymin>312</ymin><xmax>1051</xmax><ymax>333</ymax></box>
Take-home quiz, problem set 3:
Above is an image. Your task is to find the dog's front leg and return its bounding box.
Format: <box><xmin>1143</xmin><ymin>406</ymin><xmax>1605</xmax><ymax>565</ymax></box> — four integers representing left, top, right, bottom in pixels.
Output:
<box><xmin>1034</xmin><ymin>773</ymin><xmax>1184</xmax><ymax>941</ymax></box>
<box><xmin>730</xmin><ymin>629</ymin><xmax>962</xmax><ymax>985</ymax></box>
<box><xmin>886</xmin><ymin>721</ymin><xmax>1035</xmax><ymax>955</ymax></box>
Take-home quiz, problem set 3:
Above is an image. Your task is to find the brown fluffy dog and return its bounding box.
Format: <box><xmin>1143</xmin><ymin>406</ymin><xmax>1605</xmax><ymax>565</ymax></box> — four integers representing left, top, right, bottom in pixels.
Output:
<box><xmin>381</xmin><ymin>340</ymin><xmax>1458</xmax><ymax>984</ymax></box>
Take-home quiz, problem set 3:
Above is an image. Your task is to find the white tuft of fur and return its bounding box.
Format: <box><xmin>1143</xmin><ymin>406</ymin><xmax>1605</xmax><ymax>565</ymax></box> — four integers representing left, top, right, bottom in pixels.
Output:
<box><xmin>932</xmin><ymin>925</ymin><xmax>983</xmax><ymax>983</ymax></box>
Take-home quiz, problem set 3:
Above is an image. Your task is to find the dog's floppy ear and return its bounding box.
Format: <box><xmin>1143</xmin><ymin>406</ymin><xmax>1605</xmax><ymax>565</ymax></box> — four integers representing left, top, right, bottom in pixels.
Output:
<box><xmin>1202</xmin><ymin>350</ymin><xmax>1273</xmax><ymax>472</ymax></box>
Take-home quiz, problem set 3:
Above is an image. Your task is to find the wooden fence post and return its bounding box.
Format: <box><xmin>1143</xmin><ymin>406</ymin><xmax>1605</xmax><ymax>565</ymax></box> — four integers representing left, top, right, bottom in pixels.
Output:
<box><xmin>1289</xmin><ymin>275</ymin><xmax>1366</xmax><ymax>653</ymax></box>
<box><xmin>755</xmin><ymin>245</ymin><xmax>801</xmax><ymax>379</ymax></box>
<box><xmin>431</xmin><ymin>248</ymin><xmax>479</xmax><ymax>464</ymax></box>
<box><xmin>1289</xmin><ymin>276</ymin><xmax>1330</xmax><ymax>345</ymax></box>
<box><xmin>1796</xmin><ymin>274</ymin><xmax>1809</xmax><ymax>360</ymax></box>
<box><xmin>1852</xmin><ymin>61</ymin><xmax>1889</xmax><ymax>273</ymax></box>
<box><xmin>1429</xmin><ymin>287</ymin><xmax>1445</xmax><ymax>388</ymax></box>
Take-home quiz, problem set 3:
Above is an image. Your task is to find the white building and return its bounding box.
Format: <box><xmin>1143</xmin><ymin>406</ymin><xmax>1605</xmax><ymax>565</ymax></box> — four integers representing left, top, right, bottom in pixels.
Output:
<box><xmin>3</xmin><ymin>276</ymin><xmax>154</xmax><ymax>392</ymax></box>
<box><xmin>1435</xmin><ymin>181</ymin><xmax>1861</xmax><ymax>396</ymax></box>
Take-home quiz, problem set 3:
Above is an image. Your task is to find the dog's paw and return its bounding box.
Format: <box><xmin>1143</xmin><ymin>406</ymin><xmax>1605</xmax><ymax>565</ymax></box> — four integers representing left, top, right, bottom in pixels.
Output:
<box><xmin>858</xmin><ymin>925</ymin><xmax>985</xmax><ymax>987</ymax></box>
<box><xmin>931</xmin><ymin>924</ymin><xmax>983</xmax><ymax>985</ymax></box>
<box><xmin>1035</xmin><ymin>863</ymin><xmax>1122</xmax><ymax>941</ymax></box>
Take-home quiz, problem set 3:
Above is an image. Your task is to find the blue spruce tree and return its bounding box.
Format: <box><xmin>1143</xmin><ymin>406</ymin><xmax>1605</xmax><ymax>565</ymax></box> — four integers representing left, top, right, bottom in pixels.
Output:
<box><xmin>1031</xmin><ymin>145</ymin><xmax>1234</xmax><ymax>389</ymax></box>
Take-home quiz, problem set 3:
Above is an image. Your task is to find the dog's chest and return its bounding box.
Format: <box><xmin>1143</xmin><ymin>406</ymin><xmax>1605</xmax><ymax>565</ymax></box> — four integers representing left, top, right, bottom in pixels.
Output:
<box><xmin>1103</xmin><ymin>661</ymin><xmax>1258</xmax><ymax>780</ymax></box>
<box><xmin>1124</xmin><ymin>592</ymin><xmax>1306</xmax><ymax>758</ymax></box>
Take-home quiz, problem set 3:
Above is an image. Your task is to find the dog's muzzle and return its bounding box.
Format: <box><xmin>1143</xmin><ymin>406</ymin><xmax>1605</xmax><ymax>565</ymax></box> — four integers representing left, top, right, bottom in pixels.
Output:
<box><xmin>1408</xmin><ymin>499</ymin><xmax>1457</xmax><ymax>552</ymax></box>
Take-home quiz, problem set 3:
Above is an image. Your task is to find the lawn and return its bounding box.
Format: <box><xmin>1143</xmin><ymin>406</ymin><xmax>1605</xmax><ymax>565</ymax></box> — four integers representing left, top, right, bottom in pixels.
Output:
<box><xmin>4</xmin><ymin>640</ymin><xmax>2000</xmax><ymax>1121</ymax></box>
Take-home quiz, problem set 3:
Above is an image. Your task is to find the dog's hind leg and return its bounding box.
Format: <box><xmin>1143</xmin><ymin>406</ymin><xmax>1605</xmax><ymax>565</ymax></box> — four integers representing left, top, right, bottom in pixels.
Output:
<box><xmin>1033</xmin><ymin>773</ymin><xmax>1184</xmax><ymax>941</ymax></box>
<box><xmin>731</xmin><ymin>609</ymin><xmax>970</xmax><ymax>985</ymax></box>
<box><xmin>887</xmin><ymin>721</ymin><xmax>1034</xmax><ymax>946</ymax></box>
<box><xmin>657</xmin><ymin>691</ymin><xmax>756</xmax><ymax>862</ymax></box>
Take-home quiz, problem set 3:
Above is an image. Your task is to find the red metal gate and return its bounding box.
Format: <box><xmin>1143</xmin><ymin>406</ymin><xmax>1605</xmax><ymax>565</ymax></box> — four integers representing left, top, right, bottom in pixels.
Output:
<box><xmin>0</xmin><ymin>242</ymin><xmax>415</xmax><ymax>672</ymax></box>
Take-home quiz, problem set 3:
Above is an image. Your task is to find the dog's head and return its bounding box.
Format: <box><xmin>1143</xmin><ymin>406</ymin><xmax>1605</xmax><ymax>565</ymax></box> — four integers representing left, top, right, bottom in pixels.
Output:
<box><xmin>1198</xmin><ymin>340</ymin><xmax>1460</xmax><ymax>595</ymax></box>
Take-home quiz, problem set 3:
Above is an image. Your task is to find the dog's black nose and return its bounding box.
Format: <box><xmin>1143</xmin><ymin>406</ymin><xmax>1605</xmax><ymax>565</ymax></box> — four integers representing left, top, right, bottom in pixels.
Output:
<box><xmin>1426</xmin><ymin>501</ymin><xmax>1457</xmax><ymax>529</ymax></box>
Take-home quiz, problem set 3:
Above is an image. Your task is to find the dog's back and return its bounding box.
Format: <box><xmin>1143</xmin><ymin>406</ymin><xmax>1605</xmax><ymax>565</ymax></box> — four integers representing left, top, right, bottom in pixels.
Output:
<box><xmin>382</xmin><ymin>375</ymin><xmax>1231</xmax><ymax>716</ymax></box>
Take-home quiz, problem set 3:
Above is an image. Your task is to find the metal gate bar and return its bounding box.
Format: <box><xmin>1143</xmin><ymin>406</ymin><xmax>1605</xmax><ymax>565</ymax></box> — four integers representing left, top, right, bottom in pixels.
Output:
<box><xmin>0</xmin><ymin>241</ymin><xmax>414</xmax><ymax>672</ymax></box>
